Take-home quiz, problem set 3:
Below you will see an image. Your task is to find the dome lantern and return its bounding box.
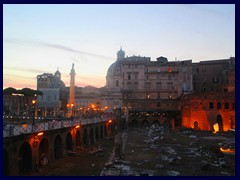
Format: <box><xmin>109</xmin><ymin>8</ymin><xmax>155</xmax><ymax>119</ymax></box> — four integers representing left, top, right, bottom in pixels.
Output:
<box><xmin>117</xmin><ymin>46</ymin><xmax>125</xmax><ymax>61</ymax></box>
<box><xmin>54</xmin><ymin>67</ymin><xmax>61</xmax><ymax>80</ymax></box>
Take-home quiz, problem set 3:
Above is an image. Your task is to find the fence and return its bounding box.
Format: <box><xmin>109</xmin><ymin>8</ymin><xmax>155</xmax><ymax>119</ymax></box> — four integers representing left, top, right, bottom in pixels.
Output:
<box><xmin>3</xmin><ymin>117</ymin><xmax>110</xmax><ymax>137</ymax></box>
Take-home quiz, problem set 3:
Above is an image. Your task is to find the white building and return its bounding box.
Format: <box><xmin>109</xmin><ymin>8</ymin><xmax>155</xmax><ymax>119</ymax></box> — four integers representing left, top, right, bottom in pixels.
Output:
<box><xmin>36</xmin><ymin>69</ymin><xmax>67</xmax><ymax>117</ymax></box>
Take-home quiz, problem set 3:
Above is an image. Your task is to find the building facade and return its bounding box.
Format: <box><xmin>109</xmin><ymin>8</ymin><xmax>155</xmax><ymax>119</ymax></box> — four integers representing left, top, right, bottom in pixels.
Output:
<box><xmin>104</xmin><ymin>48</ymin><xmax>193</xmax><ymax>121</ymax></box>
<box><xmin>192</xmin><ymin>57</ymin><xmax>235</xmax><ymax>93</ymax></box>
<box><xmin>36</xmin><ymin>69</ymin><xmax>67</xmax><ymax>117</ymax></box>
<box><xmin>182</xmin><ymin>92</ymin><xmax>235</xmax><ymax>131</ymax></box>
<box><xmin>182</xmin><ymin>57</ymin><xmax>235</xmax><ymax>131</ymax></box>
<box><xmin>121</xmin><ymin>56</ymin><xmax>193</xmax><ymax>111</ymax></box>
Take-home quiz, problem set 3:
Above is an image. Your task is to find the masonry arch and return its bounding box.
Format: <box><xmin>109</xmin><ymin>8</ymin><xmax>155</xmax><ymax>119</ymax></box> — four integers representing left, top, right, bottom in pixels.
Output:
<box><xmin>131</xmin><ymin>119</ymin><xmax>138</xmax><ymax>127</ymax></box>
<box><xmin>38</xmin><ymin>138</ymin><xmax>49</xmax><ymax>166</ymax></box>
<box><xmin>18</xmin><ymin>142</ymin><xmax>32</xmax><ymax>173</ymax></box>
<box><xmin>76</xmin><ymin>130</ymin><xmax>81</xmax><ymax>148</ymax></box>
<box><xmin>83</xmin><ymin>128</ymin><xmax>88</xmax><ymax>146</ymax></box>
<box><xmin>104</xmin><ymin>124</ymin><xmax>108</xmax><ymax>136</ymax></box>
<box><xmin>66</xmin><ymin>133</ymin><xmax>73</xmax><ymax>151</ymax></box>
<box><xmin>3</xmin><ymin>148</ymin><xmax>10</xmax><ymax>175</ymax></box>
<box><xmin>216</xmin><ymin>114</ymin><xmax>223</xmax><ymax>131</ymax></box>
<box><xmin>110</xmin><ymin>123</ymin><xmax>114</xmax><ymax>134</ymax></box>
<box><xmin>100</xmin><ymin>125</ymin><xmax>103</xmax><ymax>139</ymax></box>
<box><xmin>194</xmin><ymin>121</ymin><xmax>199</xmax><ymax>130</ymax></box>
<box><xmin>54</xmin><ymin>135</ymin><xmax>63</xmax><ymax>160</ymax></box>
<box><xmin>90</xmin><ymin>127</ymin><xmax>94</xmax><ymax>145</ymax></box>
<box><xmin>142</xmin><ymin>120</ymin><xmax>149</xmax><ymax>127</ymax></box>
<box><xmin>152</xmin><ymin>120</ymin><xmax>160</xmax><ymax>126</ymax></box>
<box><xmin>106</xmin><ymin>123</ymin><xmax>113</xmax><ymax>135</ymax></box>
<box><xmin>95</xmin><ymin>127</ymin><xmax>99</xmax><ymax>142</ymax></box>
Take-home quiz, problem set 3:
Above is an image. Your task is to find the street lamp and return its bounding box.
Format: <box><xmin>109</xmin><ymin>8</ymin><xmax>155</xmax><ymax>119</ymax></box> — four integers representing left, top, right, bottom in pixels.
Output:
<box><xmin>32</xmin><ymin>100</ymin><xmax>36</xmax><ymax>132</ymax></box>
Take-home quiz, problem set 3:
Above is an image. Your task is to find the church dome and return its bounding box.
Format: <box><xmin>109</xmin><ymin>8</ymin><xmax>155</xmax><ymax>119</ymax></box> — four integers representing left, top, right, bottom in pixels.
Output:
<box><xmin>49</xmin><ymin>78</ymin><xmax>66</xmax><ymax>89</ymax></box>
<box><xmin>106</xmin><ymin>60</ymin><xmax>121</xmax><ymax>77</ymax></box>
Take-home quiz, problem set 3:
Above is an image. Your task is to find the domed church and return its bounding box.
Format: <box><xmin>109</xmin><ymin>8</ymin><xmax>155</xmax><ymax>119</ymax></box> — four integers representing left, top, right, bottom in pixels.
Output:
<box><xmin>104</xmin><ymin>47</ymin><xmax>126</xmax><ymax>109</ymax></box>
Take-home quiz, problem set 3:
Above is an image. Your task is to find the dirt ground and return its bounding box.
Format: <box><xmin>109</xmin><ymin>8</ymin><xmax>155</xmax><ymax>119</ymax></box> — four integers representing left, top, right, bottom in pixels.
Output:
<box><xmin>121</xmin><ymin>126</ymin><xmax>235</xmax><ymax>176</ymax></box>
<box><xmin>21</xmin><ymin>125</ymin><xmax>235</xmax><ymax>176</ymax></box>
<box><xmin>21</xmin><ymin>137</ymin><xmax>115</xmax><ymax>176</ymax></box>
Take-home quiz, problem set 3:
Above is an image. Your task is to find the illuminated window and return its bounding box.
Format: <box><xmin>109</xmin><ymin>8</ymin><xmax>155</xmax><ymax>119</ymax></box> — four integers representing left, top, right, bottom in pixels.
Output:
<box><xmin>147</xmin><ymin>94</ymin><xmax>150</xmax><ymax>99</ymax></box>
<box><xmin>168</xmin><ymin>93</ymin><xmax>172</xmax><ymax>99</ymax></box>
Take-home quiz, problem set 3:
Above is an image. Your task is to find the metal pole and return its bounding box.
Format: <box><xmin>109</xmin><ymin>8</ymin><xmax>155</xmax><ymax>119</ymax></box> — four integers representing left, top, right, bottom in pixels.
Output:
<box><xmin>32</xmin><ymin>100</ymin><xmax>36</xmax><ymax>132</ymax></box>
<box><xmin>32</xmin><ymin>106</ymin><xmax>35</xmax><ymax>132</ymax></box>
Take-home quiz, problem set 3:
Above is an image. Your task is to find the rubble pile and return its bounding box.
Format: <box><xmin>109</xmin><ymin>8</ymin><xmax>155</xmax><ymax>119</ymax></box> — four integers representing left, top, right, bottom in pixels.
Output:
<box><xmin>101</xmin><ymin>125</ymin><xmax>235</xmax><ymax>176</ymax></box>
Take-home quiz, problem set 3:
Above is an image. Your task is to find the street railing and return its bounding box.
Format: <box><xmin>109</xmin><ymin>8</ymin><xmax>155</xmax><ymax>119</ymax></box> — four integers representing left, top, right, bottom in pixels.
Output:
<box><xmin>3</xmin><ymin>116</ymin><xmax>111</xmax><ymax>138</ymax></box>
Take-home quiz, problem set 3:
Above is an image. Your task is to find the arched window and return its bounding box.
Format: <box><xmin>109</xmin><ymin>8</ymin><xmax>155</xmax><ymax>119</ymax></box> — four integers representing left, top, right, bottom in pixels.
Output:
<box><xmin>209</xmin><ymin>102</ymin><xmax>214</xmax><ymax>109</ymax></box>
<box><xmin>217</xmin><ymin>102</ymin><xmax>221</xmax><ymax>109</ymax></box>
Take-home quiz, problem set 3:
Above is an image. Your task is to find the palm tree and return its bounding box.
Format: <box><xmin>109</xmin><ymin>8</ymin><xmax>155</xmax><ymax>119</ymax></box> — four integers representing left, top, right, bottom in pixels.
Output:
<box><xmin>3</xmin><ymin>87</ymin><xmax>17</xmax><ymax>115</ymax></box>
<box><xmin>3</xmin><ymin>87</ymin><xmax>43</xmax><ymax>116</ymax></box>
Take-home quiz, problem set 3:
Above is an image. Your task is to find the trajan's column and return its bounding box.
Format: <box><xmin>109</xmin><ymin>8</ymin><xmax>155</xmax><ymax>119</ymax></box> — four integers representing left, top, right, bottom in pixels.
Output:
<box><xmin>69</xmin><ymin>63</ymin><xmax>76</xmax><ymax>117</ymax></box>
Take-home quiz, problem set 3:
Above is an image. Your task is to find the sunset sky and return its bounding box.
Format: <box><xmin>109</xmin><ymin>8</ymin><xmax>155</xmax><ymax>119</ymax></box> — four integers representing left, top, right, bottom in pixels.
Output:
<box><xmin>3</xmin><ymin>4</ymin><xmax>235</xmax><ymax>90</ymax></box>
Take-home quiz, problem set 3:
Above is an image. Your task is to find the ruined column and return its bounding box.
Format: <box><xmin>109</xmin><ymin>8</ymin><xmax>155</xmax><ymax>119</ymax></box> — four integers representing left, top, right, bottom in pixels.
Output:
<box><xmin>114</xmin><ymin>108</ymin><xmax>122</xmax><ymax>159</ymax></box>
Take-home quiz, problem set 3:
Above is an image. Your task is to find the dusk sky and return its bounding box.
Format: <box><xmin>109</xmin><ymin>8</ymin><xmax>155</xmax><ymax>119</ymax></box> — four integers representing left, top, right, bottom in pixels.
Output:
<box><xmin>3</xmin><ymin>4</ymin><xmax>235</xmax><ymax>90</ymax></box>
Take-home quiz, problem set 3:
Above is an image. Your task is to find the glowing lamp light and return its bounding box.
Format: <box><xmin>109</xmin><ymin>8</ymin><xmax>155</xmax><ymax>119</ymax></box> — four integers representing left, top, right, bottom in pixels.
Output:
<box><xmin>168</xmin><ymin>67</ymin><xmax>172</xmax><ymax>72</ymax></box>
<box><xmin>37</xmin><ymin>132</ymin><xmax>44</xmax><ymax>136</ymax></box>
<box><xmin>220</xmin><ymin>147</ymin><xmax>235</xmax><ymax>154</ymax></box>
<box><xmin>75</xmin><ymin>125</ymin><xmax>80</xmax><ymax>129</ymax></box>
<box><xmin>108</xmin><ymin>120</ymin><xmax>112</xmax><ymax>123</ymax></box>
<box><xmin>213</xmin><ymin>123</ymin><xmax>219</xmax><ymax>134</ymax></box>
